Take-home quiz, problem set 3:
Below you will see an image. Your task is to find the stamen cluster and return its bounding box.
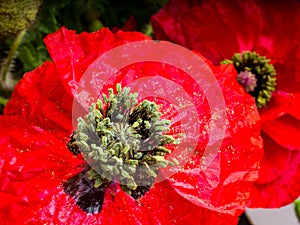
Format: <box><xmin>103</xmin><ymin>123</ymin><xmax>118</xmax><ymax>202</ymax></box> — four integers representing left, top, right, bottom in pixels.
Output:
<box><xmin>68</xmin><ymin>84</ymin><xmax>178</xmax><ymax>196</ymax></box>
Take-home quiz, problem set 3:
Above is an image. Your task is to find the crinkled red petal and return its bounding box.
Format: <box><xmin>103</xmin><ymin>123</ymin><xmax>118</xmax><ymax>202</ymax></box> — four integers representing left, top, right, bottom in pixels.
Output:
<box><xmin>18</xmin><ymin>181</ymin><xmax>237</xmax><ymax>225</ymax></box>
<box><xmin>259</xmin><ymin>92</ymin><xmax>300</xmax><ymax>150</ymax></box>
<box><xmin>167</xmin><ymin>64</ymin><xmax>263</xmax><ymax>215</ymax></box>
<box><xmin>262</xmin><ymin>114</ymin><xmax>300</xmax><ymax>151</ymax></box>
<box><xmin>0</xmin><ymin>116</ymin><xmax>83</xmax><ymax>223</ymax></box>
<box><xmin>259</xmin><ymin>91</ymin><xmax>294</xmax><ymax>121</ymax></box>
<box><xmin>289</xmin><ymin>93</ymin><xmax>300</xmax><ymax>120</ymax></box>
<box><xmin>254</xmin><ymin>0</ymin><xmax>300</xmax><ymax>93</ymax></box>
<box><xmin>249</xmin><ymin>132</ymin><xmax>300</xmax><ymax>208</ymax></box>
<box><xmin>4</xmin><ymin>61</ymin><xmax>74</xmax><ymax>142</ymax></box>
<box><xmin>43</xmin><ymin>27</ymin><xmax>151</xmax><ymax>96</ymax></box>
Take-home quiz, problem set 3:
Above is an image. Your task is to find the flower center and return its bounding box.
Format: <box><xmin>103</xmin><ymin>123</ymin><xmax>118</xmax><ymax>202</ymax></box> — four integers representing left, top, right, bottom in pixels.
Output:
<box><xmin>237</xmin><ymin>71</ymin><xmax>257</xmax><ymax>92</ymax></box>
<box><xmin>222</xmin><ymin>51</ymin><xmax>277</xmax><ymax>108</ymax></box>
<box><xmin>64</xmin><ymin>84</ymin><xmax>178</xmax><ymax>214</ymax></box>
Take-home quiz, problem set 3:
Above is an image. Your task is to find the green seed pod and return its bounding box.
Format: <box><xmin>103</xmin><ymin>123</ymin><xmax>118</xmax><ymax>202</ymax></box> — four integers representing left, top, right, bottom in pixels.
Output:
<box><xmin>0</xmin><ymin>0</ymin><xmax>42</xmax><ymax>39</ymax></box>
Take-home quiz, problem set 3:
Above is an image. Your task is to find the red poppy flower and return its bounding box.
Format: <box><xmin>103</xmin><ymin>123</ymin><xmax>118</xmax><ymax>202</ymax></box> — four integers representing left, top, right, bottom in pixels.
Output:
<box><xmin>2</xmin><ymin>27</ymin><xmax>262</xmax><ymax>224</ymax></box>
<box><xmin>151</xmin><ymin>0</ymin><xmax>300</xmax><ymax>208</ymax></box>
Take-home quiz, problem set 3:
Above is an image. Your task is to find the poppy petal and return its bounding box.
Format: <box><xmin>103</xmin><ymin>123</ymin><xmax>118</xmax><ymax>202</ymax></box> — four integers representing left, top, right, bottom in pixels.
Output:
<box><xmin>4</xmin><ymin>61</ymin><xmax>74</xmax><ymax>141</ymax></box>
<box><xmin>44</xmin><ymin>27</ymin><xmax>151</xmax><ymax>96</ymax></box>
<box><xmin>19</xmin><ymin>181</ymin><xmax>238</xmax><ymax>225</ymax></box>
<box><xmin>250</xmin><ymin>132</ymin><xmax>300</xmax><ymax>207</ymax></box>
<box><xmin>0</xmin><ymin>116</ymin><xmax>83</xmax><ymax>223</ymax></box>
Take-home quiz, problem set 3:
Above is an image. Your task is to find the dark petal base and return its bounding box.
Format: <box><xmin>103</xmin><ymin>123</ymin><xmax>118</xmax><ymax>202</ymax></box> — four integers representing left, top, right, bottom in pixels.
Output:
<box><xmin>130</xmin><ymin>185</ymin><xmax>152</xmax><ymax>199</ymax></box>
<box><xmin>63</xmin><ymin>167</ymin><xmax>110</xmax><ymax>214</ymax></box>
<box><xmin>63</xmin><ymin>166</ymin><xmax>155</xmax><ymax>214</ymax></box>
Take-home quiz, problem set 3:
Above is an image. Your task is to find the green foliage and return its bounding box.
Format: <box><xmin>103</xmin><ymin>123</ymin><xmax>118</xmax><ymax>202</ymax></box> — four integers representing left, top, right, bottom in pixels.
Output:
<box><xmin>2</xmin><ymin>0</ymin><xmax>168</xmax><ymax>77</ymax></box>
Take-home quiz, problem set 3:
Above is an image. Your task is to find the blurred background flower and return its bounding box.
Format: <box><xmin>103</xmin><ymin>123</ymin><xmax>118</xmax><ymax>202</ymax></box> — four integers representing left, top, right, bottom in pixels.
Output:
<box><xmin>151</xmin><ymin>0</ymin><xmax>300</xmax><ymax>210</ymax></box>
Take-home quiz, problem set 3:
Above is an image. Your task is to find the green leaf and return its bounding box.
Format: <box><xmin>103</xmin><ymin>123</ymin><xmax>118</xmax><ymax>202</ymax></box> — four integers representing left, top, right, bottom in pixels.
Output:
<box><xmin>0</xmin><ymin>96</ymin><xmax>8</xmax><ymax>106</ymax></box>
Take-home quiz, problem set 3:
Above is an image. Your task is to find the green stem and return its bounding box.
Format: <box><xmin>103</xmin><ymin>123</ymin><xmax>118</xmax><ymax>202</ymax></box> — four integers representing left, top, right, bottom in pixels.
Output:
<box><xmin>295</xmin><ymin>199</ymin><xmax>300</xmax><ymax>222</ymax></box>
<box><xmin>1</xmin><ymin>29</ymin><xmax>26</xmax><ymax>84</ymax></box>
<box><xmin>143</xmin><ymin>23</ymin><xmax>153</xmax><ymax>37</ymax></box>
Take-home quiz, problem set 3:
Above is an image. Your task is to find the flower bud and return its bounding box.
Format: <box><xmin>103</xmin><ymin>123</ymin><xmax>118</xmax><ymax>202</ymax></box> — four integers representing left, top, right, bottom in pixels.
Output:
<box><xmin>0</xmin><ymin>0</ymin><xmax>42</xmax><ymax>39</ymax></box>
